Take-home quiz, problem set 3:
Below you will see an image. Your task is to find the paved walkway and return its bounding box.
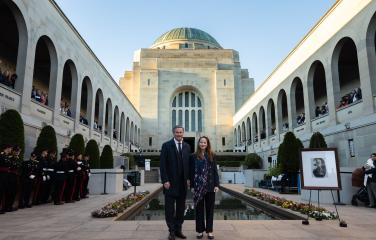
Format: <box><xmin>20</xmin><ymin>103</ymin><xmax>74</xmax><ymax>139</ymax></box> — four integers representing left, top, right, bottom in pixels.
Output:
<box><xmin>0</xmin><ymin>183</ymin><xmax>375</xmax><ymax>239</ymax></box>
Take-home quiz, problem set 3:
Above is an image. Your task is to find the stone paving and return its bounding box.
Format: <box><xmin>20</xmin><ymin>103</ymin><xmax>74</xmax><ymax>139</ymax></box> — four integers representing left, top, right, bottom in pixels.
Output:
<box><xmin>0</xmin><ymin>183</ymin><xmax>375</xmax><ymax>239</ymax></box>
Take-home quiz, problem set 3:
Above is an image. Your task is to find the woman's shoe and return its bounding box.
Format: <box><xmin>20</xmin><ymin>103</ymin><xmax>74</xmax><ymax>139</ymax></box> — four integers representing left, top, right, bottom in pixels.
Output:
<box><xmin>208</xmin><ymin>233</ymin><xmax>215</xmax><ymax>239</ymax></box>
<box><xmin>196</xmin><ymin>233</ymin><xmax>203</xmax><ymax>239</ymax></box>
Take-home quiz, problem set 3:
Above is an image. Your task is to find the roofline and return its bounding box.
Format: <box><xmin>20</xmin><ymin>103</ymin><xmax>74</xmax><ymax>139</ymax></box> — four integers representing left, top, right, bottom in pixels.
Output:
<box><xmin>150</xmin><ymin>39</ymin><xmax>223</xmax><ymax>49</ymax></box>
<box><xmin>48</xmin><ymin>0</ymin><xmax>141</xmax><ymax>119</ymax></box>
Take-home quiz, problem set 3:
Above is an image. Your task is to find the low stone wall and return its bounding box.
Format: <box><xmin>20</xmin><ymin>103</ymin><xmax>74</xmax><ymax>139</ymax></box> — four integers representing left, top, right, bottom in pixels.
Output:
<box><xmin>89</xmin><ymin>169</ymin><xmax>124</xmax><ymax>194</ymax></box>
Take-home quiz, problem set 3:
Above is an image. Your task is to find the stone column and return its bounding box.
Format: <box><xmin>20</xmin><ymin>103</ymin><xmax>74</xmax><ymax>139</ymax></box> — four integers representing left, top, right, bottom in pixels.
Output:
<box><xmin>324</xmin><ymin>57</ymin><xmax>338</xmax><ymax>126</ymax></box>
<box><xmin>20</xmin><ymin>37</ymin><xmax>37</xmax><ymax>115</ymax></box>
<box><xmin>357</xmin><ymin>38</ymin><xmax>374</xmax><ymax>114</ymax></box>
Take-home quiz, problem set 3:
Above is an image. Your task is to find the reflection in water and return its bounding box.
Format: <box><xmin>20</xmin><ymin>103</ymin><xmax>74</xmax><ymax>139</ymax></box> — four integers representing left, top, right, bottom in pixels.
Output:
<box><xmin>129</xmin><ymin>190</ymin><xmax>274</xmax><ymax>221</ymax></box>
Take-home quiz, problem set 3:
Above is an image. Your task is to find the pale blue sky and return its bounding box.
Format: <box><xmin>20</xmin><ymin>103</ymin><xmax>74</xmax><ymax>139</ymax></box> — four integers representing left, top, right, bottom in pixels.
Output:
<box><xmin>55</xmin><ymin>0</ymin><xmax>336</xmax><ymax>87</ymax></box>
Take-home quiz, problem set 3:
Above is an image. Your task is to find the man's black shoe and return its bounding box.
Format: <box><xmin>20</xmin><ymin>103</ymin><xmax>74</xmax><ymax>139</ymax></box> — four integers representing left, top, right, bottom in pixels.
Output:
<box><xmin>168</xmin><ymin>233</ymin><xmax>175</xmax><ymax>240</ymax></box>
<box><xmin>175</xmin><ymin>232</ymin><xmax>187</xmax><ymax>239</ymax></box>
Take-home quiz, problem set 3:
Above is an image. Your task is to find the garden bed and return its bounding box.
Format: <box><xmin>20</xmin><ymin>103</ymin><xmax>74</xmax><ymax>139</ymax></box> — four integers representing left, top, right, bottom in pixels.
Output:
<box><xmin>244</xmin><ymin>188</ymin><xmax>337</xmax><ymax>220</ymax></box>
<box><xmin>91</xmin><ymin>191</ymin><xmax>150</xmax><ymax>218</ymax></box>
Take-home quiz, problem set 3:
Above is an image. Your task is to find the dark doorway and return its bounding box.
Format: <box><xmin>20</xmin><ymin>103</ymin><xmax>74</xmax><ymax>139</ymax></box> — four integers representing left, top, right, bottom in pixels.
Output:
<box><xmin>184</xmin><ymin>137</ymin><xmax>195</xmax><ymax>153</ymax></box>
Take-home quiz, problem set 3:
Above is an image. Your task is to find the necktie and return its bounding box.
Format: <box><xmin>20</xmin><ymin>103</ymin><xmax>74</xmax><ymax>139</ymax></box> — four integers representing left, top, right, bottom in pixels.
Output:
<box><xmin>178</xmin><ymin>142</ymin><xmax>182</xmax><ymax>158</ymax></box>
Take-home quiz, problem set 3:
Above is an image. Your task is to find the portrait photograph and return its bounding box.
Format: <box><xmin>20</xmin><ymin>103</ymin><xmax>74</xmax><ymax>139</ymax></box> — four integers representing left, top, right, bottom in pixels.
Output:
<box><xmin>300</xmin><ymin>149</ymin><xmax>342</xmax><ymax>190</ymax></box>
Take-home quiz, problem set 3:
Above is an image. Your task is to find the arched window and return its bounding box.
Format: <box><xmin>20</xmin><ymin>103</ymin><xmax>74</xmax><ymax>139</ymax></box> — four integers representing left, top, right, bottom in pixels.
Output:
<box><xmin>32</xmin><ymin>36</ymin><xmax>58</xmax><ymax>108</ymax></box>
<box><xmin>60</xmin><ymin>60</ymin><xmax>77</xmax><ymax>118</ymax></box>
<box><xmin>171</xmin><ymin>90</ymin><xmax>203</xmax><ymax>132</ymax></box>
<box><xmin>0</xmin><ymin>1</ymin><xmax>28</xmax><ymax>92</ymax></box>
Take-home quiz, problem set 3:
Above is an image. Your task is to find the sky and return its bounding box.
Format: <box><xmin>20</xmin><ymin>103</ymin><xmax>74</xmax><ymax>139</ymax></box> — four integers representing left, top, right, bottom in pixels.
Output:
<box><xmin>54</xmin><ymin>0</ymin><xmax>336</xmax><ymax>88</ymax></box>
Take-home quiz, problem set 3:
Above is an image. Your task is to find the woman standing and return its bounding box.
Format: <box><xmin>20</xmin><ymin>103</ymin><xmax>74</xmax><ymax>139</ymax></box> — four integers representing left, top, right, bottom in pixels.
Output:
<box><xmin>190</xmin><ymin>136</ymin><xmax>219</xmax><ymax>239</ymax></box>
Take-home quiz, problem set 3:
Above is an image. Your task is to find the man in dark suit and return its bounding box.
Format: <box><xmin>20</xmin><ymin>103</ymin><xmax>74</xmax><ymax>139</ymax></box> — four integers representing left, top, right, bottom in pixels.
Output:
<box><xmin>160</xmin><ymin>126</ymin><xmax>191</xmax><ymax>240</ymax></box>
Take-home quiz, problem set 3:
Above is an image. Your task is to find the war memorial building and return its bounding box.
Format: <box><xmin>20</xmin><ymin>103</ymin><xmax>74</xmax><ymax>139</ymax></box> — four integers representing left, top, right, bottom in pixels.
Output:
<box><xmin>1</xmin><ymin>0</ymin><xmax>376</xmax><ymax>203</ymax></box>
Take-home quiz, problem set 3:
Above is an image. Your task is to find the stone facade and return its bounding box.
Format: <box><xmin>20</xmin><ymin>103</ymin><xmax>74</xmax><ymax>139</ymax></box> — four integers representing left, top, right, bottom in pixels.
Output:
<box><xmin>233</xmin><ymin>0</ymin><xmax>376</xmax><ymax>203</ymax></box>
<box><xmin>0</xmin><ymin>0</ymin><xmax>141</xmax><ymax>158</ymax></box>
<box><xmin>120</xmin><ymin>35</ymin><xmax>254</xmax><ymax>151</ymax></box>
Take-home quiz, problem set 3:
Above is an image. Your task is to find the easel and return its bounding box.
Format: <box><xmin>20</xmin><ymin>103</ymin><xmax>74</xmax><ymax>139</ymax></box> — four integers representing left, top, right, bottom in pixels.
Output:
<box><xmin>300</xmin><ymin>148</ymin><xmax>347</xmax><ymax>228</ymax></box>
<box><xmin>302</xmin><ymin>189</ymin><xmax>347</xmax><ymax>227</ymax></box>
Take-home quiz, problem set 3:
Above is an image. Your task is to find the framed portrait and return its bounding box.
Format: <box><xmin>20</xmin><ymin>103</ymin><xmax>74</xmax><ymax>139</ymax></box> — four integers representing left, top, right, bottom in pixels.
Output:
<box><xmin>300</xmin><ymin>148</ymin><xmax>342</xmax><ymax>190</ymax></box>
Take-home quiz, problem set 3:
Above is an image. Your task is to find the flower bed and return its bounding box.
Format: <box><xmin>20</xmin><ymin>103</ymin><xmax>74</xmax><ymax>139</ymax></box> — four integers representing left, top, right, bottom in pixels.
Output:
<box><xmin>91</xmin><ymin>191</ymin><xmax>150</xmax><ymax>218</ymax></box>
<box><xmin>244</xmin><ymin>189</ymin><xmax>337</xmax><ymax>220</ymax></box>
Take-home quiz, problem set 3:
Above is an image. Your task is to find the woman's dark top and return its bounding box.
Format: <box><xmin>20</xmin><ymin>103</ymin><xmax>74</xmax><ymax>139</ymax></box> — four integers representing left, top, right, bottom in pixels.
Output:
<box><xmin>189</xmin><ymin>153</ymin><xmax>219</xmax><ymax>193</ymax></box>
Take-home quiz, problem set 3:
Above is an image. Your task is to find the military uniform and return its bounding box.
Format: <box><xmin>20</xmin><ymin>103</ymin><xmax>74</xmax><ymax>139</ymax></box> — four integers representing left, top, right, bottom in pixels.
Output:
<box><xmin>0</xmin><ymin>151</ymin><xmax>11</xmax><ymax>213</ymax></box>
<box><xmin>81</xmin><ymin>158</ymin><xmax>90</xmax><ymax>198</ymax></box>
<box><xmin>20</xmin><ymin>158</ymin><xmax>38</xmax><ymax>208</ymax></box>
<box><xmin>52</xmin><ymin>158</ymin><xmax>66</xmax><ymax>205</ymax></box>
<box><xmin>64</xmin><ymin>157</ymin><xmax>77</xmax><ymax>203</ymax></box>
<box><xmin>4</xmin><ymin>153</ymin><xmax>21</xmax><ymax>211</ymax></box>
<box><xmin>73</xmin><ymin>158</ymin><xmax>84</xmax><ymax>201</ymax></box>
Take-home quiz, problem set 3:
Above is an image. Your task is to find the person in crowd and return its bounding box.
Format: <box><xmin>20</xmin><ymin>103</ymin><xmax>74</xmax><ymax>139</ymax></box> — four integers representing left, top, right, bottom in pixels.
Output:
<box><xmin>0</xmin><ymin>144</ymin><xmax>13</xmax><ymax>214</ymax></box>
<box><xmin>324</xmin><ymin>102</ymin><xmax>328</xmax><ymax>113</ymax></box>
<box><xmin>315</xmin><ymin>106</ymin><xmax>321</xmax><ymax>118</ymax></box>
<box><xmin>64</xmin><ymin>149</ymin><xmax>77</xmax><ymax>203</ymax></box>
<box><xmin>93</xmin><ymin>121</ymin><xmax>98</xmax><ymax>129</ymax></box>
<box><xmin>0</xmin><ymin>68</ymin><xmax>4</xmax><ymax>84</ymax></box>
<box><xmin>10</xmin><ymin>73</ymin><xmax>17</xmax><ymax>89</ymax></box>
<box><xmin>52</xmin><ymin>149</ymin><xmax>68</xmax><ymax>205</ymax></box>
<box><xmin>64</xmin><ymin>102</ymin><xmax>71</xmax><ymax>117</ymax></box>
<box><xmin>190</xmin><ymin>136</ymin><xmax>219</xmax><ymax>239</ymax></box>
<box><xmin>73</xmin><ymin>153</ymin><xmax>84</xmax><ymax>201</ymax></box>
<box><xmin>81</xmin><ymin>154</ymin><xmax>90</xmax><ymax>198</ymax></box>
<box><xmin>20</xmin><ymin>152</ymin><xmax>39</xmax><ymax>208</ymax></box>
<box><xmin>31</xmin><ymin>86</ymin><xmax>37</xmax><ymax>99</ymax></box>
<box><xmin>36</xmin><ymin>149</ymin><xmax>50</xmax><ymax>204</ymax></box>
<box><xmin>60</xmin><ymin>101</ymin><xmax>65</xmax><ymax>114</ymax></box>
<box><xmin>364</xmin><ymin>153</ymin><xmax>376</xmax><ymax>207</ymax></box>
<box><xmin>160</xmin><ymin>126</ymin><xmax>191</xmax><ymax>240</ymax></box>
<box><xmin>35</xmin><ymin>90</ymin><xmax>41</xmax><ymax>102</ymax></box>
<box><xmin>113</xmin><ymin>130</ymin><xmax>117</xmax><ymax>139</ymax></box>
<box><xmin>4</xmin><ymin>145</ymin><xmax>21</xmax><ymax>212</ymax></box>
<box><xmin>254</xmin><ymin>135</ymin><xmax>258</xmax><ymax>143</ymax></box>
<box><xmin>40</xmin><ymin>91</ymin><xmax>46</xmax><ymax>105</ymax></box>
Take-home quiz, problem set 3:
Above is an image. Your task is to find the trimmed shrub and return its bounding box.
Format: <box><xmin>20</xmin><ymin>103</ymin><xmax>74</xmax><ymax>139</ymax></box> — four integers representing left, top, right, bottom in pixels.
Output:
<box><xmin>309</xmin><ymin>132</ymin><xmax>327</xmax><ymax>148</ymax></box>
<box><xmin>85</xmin><ymin>139</ymin><xmax>100</xmax><ymax>169</ymax></box>
<box><xmin>243</xmin><ymin>153</ymin><xmax>262</xmax><ymax>169</ymax></box>
<box><xmin>34</xmin><ymin>125</ymin><xmax>57</xmax><ymax>155</ymax></box>
<box><xmin>100</xmin><ymin>145</ymin><xmax>114</xmax><ymax>169</ymax></box>
<box><xmin>69</xmin><ymin>133</ymin><xmax>85</xmax><ymax>155</ymax></box>
<box><xmin>0</xmin><ymin>109</ymin><xmax>25</xmax><ymax>158</ymax></box>
<box><xmin>277</xmin><ymin>131</ymin><xmax>303</xmax><ymax>173</ymax></box>
<box><xmin>267</xmin><ymin>164</ymin><xmax>283</xmax><ymax>177</ymax></box>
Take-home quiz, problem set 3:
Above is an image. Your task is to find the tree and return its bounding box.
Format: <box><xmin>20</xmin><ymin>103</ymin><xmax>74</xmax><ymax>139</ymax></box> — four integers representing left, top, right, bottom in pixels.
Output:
<box><xmin>277</xmin><ymin>132</ymin><xmax>303</xmax><ymax>173</ymax></box>
<box><xmin>69</xmin><ymin>133</ymin><xmax>85</xmax><ymax>155</ymax></box>
<box><xmin>243</xmin><ymin>153</ymin><xmax>262</xmax><ymax>169</ymax></box>
<box><xmin>309</xmin><ymin>132</ymin><xmax>327</xmax><ymax>148</ymax></box>
<box><xmin>34</xmin><ymin>125</ymin><xmax>57</xmax><ymax>154</ymax></box>
<box><xmin>100</xmin><ymin>145</ymin><xmax>114</xmax><ymax>168</ymax></box>
<box><xmin>85</xmin><ymin>140</ymin><xmax>100</xmax><ymax>169</ymax></box>
<box><xmin>0</xmin><ymin>109</ymin><xmax>25</xmax><ymax>159</ymax></box>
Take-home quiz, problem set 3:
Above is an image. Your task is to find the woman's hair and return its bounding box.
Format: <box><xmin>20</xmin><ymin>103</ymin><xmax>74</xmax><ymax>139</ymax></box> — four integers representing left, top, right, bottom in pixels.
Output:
<box><xmin>195</xmin><ymin>136</ymin><xmax>213</xmax><ymax>161</ymax></box>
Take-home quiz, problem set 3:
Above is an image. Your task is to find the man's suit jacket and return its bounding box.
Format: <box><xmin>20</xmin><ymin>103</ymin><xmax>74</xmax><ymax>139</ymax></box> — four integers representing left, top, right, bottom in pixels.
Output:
<box><xmin>160</xmin><ymin>139</ymin><xmax>191</xmax><ymax>197</ymax></box>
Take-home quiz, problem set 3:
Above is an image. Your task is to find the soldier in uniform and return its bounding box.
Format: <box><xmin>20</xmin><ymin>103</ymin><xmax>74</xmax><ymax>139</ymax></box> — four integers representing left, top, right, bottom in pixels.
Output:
<box><xmin>35</xmin><ymin>149</ymin><xmax>49</xmax><ymax>204</ymax></box>
<box><xmin>52</xmin><ymin>149</ymin><xmax>67</xmax><ymax>205</ymax></box>
<box><xmin>0</xmin><ymin>144</ymin><xmax>13</xmax><ymax>214</ymax></box>
<box><xmin>19</xmin><ymin>152</ymin><xmax>38</xmax><ymax>208</ymax></box>
<box><xmin>42</xmin><ymin>150</ymin><xmax>57</xmax><ymax>203</ymax></box>
<box><xmin>73</xmin><ymin>153</ymin><xmax>84</xmax><ymax>201</ymax></box>
<box><xmin>81</xmin><ymin>154</ymin><xmax>91</xmax><ymax>198</ymax></box>
<box><xmin>64</xmin><ymin>149</ymin><xmax>77</xmax><ymax>203</ymax></box>
<box><xmin>4</xmin><ymin>145</ymin><xmax>21</xmax><ymax>212</ymax></box>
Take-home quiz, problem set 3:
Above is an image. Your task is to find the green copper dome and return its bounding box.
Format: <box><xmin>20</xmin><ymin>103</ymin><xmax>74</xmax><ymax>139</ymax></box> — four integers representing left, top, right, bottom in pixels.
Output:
<box><xmin>152</xmin><ymin>27</ymin><xmax>222</xmax><ymax>49</ymax></box>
